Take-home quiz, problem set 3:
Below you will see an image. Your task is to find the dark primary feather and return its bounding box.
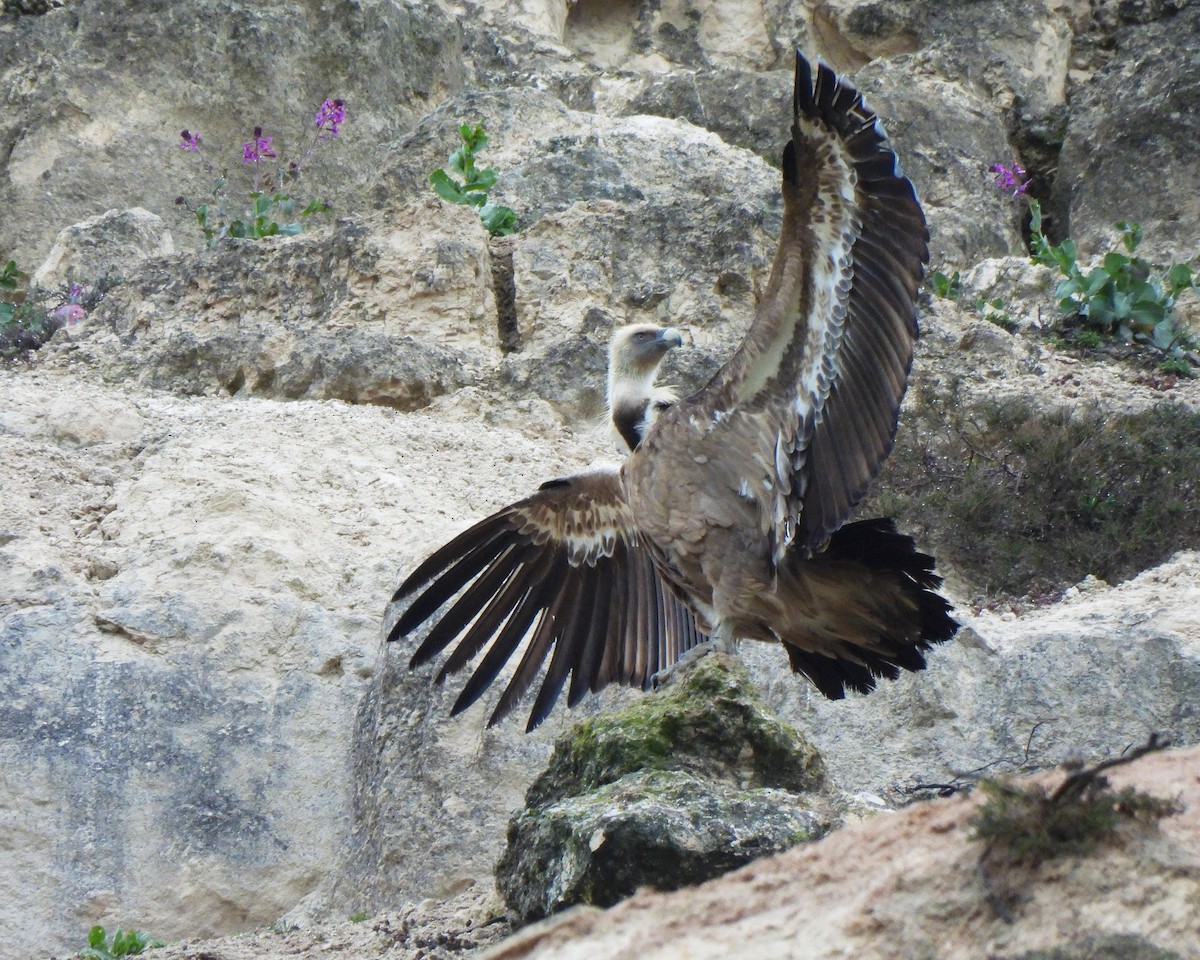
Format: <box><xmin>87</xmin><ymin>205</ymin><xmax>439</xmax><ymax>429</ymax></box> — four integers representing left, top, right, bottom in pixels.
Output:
<box><xmin>386</xmin><ymin>470</ymin><xmax>707</xmax><ymax>730</ymax></box>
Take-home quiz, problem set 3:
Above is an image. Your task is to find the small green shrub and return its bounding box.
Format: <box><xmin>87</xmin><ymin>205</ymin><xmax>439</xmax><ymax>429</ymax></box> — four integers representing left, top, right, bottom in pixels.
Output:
<box><xmin>0</xmin><ymin>258</ymin><xmax>20</xmax><ymax>290</ymax></box>
<box><xmin>348</xmin><ymin>911</ymin><xmax>370</xmax><ymax>923</ymax></box>
<box><xmin>971</xmin><ymin>777</ymin><xmax>1118</xmax><ymax>864</ymax></box>
<box><xmin>866</xmin><ymin>389</ymin><xmax>1200</xmax><ymax>600</ymax></box>
<box><xmin>1159</xmin><ymin>357</ymin><xmax>1194</xmax><ymax>378</ymax></box>
<box><xmin>2</xmin><ymin>270</ymin><xmax>115</xmax><ymax>359</ymax></box>
<box><xmin>0</xmin><ymin>258</ymin><xmax>22</xmax><ymax>326</ymax></box>
<box><xmin>1029</xmin><ymin>199</ymin><xmax>1196</xmax><ymax>353</ymax></box>
<box><xmin>430</xmin><ymin>123</ymin><xmax>518</xmax><ymax>237</ymax></box>
<box><xmin>1</xmin><ymin>300</ymin><xmax>57</xmax><ymax>358</ymax></box>
<box><xmin>2</xmin><ymin>261</ymin><xmax>55</xmax><ymax>359</ymax></box>
<box><xmin>972</xmin><ymin>777</ymin><xmax>1181</xmax><ymax>866</ymax></box>
<box><xmin>970</xmin><ymin>737</ymin><xmax>1178</xmax><ymax>867</ymax></box>
<box><xmin>975</xmin><ymin>295</ymin><xmax>1017</xmax><ymax>333</ymax></box>
<box><xmin>0</xmin><ymin>260</ymin><xmax>21</xmax><ymax>336</ymax></box>
<box><xmin>78</xmin><ymin>926</ymin><xmax>164</xmax><ymax>959</ymax></box>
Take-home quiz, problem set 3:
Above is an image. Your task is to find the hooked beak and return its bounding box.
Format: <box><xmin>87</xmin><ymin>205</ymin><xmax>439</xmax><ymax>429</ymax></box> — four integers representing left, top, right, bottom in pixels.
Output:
<box><xmin>659</xmin><ymin>327</ymin><xmax>683</xmax><ymax>349</ymax></box>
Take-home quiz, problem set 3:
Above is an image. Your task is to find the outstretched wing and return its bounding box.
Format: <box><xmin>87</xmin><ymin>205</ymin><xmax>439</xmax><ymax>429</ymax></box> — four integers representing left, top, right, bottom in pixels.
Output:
<box><xmin>684</xmin><ymin>52</ymin><xmax>928</xmax><ymax>562</ymax></box>
<box><xmin>795</xmin><ymin>58</ymin><xmax>929</xmax><ymax>549</ymax></box>
<box><xmin>386</xmin><ymin>468</ymin><xmax>707</xmax><ymax>731</ymax></box>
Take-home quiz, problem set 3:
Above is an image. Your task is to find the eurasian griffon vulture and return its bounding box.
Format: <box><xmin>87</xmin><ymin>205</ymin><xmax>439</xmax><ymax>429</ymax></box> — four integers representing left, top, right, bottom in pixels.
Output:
<box><xmin>386</xmin><ymin>52</ymin><xmax>957</xmax><ymax>730</ymax></box>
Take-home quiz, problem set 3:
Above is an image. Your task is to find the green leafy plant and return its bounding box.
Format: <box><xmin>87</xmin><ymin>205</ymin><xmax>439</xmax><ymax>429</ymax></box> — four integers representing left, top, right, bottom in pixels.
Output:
<box><xmin>1159</xmin><ymin>357</ymin><xmax>1194</xmax><ymax>378</ymax></box>
<box><xmin>348</xmin><ymin>910</ymin><xmax>370</xmax><ymax>923</ymax></box>
<box><xmin>0</xmin><ymin>258</ymin><xmax>23</xmax><ymax>325</ymax></box>
<box><xmin>2</xmin><ymin>260</ymin><xmax>53</xmax><ymax>359</ymax></box>
<box><xmin>930</xmin><ymin>269</ymin><xmax>961</xmax><ymax>300</ymax></box>
<box><xmin>975</xmin><ymin>295</ymin><xmax>1016</xmax><ymax>333</ymax></box>
<box><xmin>176</xmin><ymin>99</ymin><xmax>344</xmax><ymax>249</ymax></box>
<box><xmin>79</xmin><ymin>925</ymin><xmax>164</xmax><ymax>959</ymax></box>
<box><xmin>430</xmin><ymin>123</ymin><xmax>518</xmax><ymax>237</ymax></box>
<box><xmin>985</xmin><ymin>162</ymin><xmax>1197</xmax><ymax>368</ymax></box>
<box><xmin>1</xmin><ymin>301</ymin><xmax>55</xmax><ymax>358</ymax></box>
<box><xmin>0</xmin><ymin>254</ymin><xmax>24</xmax><ymax>319</ymax></box>
<box><xmin>1028</xmin><ymin>199</ymin><xmax>1196</xmax><ymax>352</ymax></box>
<box><xmin>0</xmin><ymin>258</ymin><xmax>20</xmax><ymax>289</ymax></box>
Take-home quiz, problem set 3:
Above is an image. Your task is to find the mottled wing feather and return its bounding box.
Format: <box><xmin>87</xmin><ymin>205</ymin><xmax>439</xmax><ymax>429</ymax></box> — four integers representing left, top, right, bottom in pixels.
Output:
<box><xmin>387</xmin><ymin>468</ymin><xmax>707</xmax><ymax>731</ymax></box>
<box><xmin>797</xmin><ymin>64</ymin><xmax>930</xmax><ymax>550</ymax></box>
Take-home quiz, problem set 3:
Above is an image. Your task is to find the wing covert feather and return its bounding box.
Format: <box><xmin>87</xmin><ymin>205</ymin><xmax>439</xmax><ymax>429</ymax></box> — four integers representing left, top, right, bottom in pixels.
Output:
<box><xmin>649</xmin><ymin>52</ymin><xmax>927</xmax><ymax>561</ymax></box>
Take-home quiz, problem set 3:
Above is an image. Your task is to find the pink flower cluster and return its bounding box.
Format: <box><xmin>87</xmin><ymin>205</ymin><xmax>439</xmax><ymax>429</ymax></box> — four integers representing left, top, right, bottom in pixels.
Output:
<box><xmin>990</xmin><ymin>161</ymin><xmax>1029</xmax><ymax>197</ymax></box>
<box><xmin>53</xmin><ymin>304</ymin><xmax>86</xmax><ymax>326</ymax></box>
<box><xmin>179</xmin><ymin>97</ymin><xmax>346</xmax><ymax>162</ymax></box>
<box><xmin>242</xmin><ymin>126</ymin><xmax>277</xmax><ymax>164</ymax></box>
<box><xmin>314</xmin><ymin>98</ymin><xmax>346</xmax><ymax>140</ymax></box>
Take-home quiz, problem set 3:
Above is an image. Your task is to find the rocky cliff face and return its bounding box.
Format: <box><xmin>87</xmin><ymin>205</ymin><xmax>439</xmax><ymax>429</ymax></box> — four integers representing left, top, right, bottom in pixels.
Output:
<box><xmin>2</xmin><ymin>1</ymin><xmax>1199</xmax><ymax>958</ymax></box>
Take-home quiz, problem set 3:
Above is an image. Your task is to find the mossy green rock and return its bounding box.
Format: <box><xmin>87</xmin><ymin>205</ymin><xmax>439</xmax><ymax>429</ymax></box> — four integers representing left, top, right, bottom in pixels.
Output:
<box><xmin>526</xmin><ymin>651</ymin><xmax>825</xmax><ymax>809</ymax></box>
<box><xmin>497</xmin><ymin>652</ymin><xmax>828</xmax><ymax>921</ymax></box>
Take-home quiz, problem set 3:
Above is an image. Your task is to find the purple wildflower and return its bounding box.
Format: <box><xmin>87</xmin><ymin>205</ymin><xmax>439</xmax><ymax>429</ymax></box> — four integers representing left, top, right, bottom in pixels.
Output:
<box><xmin>67</xmin><ymin>282</ymin><xmax>86</xmax><ymax>304</ymax></box>
<box><xmin>242</xmin><ymin>128</ymin><xmax>278</xmax><ymax>164</ymax></box>
<box><xmin>53</xmin><ymin>304</ymin><xmax>87</xmax><ymax>327</ymax></box>
<box><xmin>314</xmin><ymin>98</ymin><xmax>346</xmax><ymax>140</ymax></box>
<box><xmin>180</xmin><ymin>130</ymin><xmax>201</xmax><ymax>151</ymax></box>
<box><xmin>990</xmin><ymin>161</ymin><xmax>1029</xmax><ymax>197</ymax></box>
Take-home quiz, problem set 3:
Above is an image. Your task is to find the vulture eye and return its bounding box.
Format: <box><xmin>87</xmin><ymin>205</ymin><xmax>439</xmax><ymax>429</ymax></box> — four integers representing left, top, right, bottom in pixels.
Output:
<box><xmin>633</xmin><ymin>331</ymin><xmax>652</xmax><ymax>343</ymax></box>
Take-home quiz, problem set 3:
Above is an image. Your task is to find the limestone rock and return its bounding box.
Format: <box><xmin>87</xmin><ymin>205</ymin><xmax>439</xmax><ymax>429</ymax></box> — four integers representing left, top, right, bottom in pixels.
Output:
<box><xmin>32</xmin><ymin>207</ymin><xmax>174</xmax><ymax>291</ymax></box>
<box><xmin>606</xmin><ymin>66</ymin><xmax>792</xmax><ymax>162</ymax></box>
<box><xmin>957</xmin><ymin>256</ymin><xmax>1058</xmax><ymax>326</ymax></box>
<box><xmin>0</xmin><ymin>373</ymin><xmax>385</xmax><ymax>953</ymax></box>
<box><xmin>809</xmin><ymin>0</ymin><xmax>1073</xmax><ymax>117</ymax></box>
<box><xmin>498</xmin><ymin>770</ymin><xmax>825</xmax><ymax>921</ymax></box>
<box><xmin>0</xmin><ymin>366</ymin><xmax>616</xmax><ymax>958</ymax></box>
<box><xmin>1054</xmin><ymin>3</ymin><xmax>1200</xmax><ymax>261</ymax></box>
<box><xmin>853</xmin><ymin>57</ymin><xmax>1024</xmax><ymax>267</ymax></box>
<box><xmin>552</xmin><ymin>0</ymin><xmax>802</xmax><ymax>72</ymax></box>
<box><xmin>623</xmin><ymin>57</ymin><xmax>1023</xmax><ymax>266</ymax></box>
<box><xmin>496</xmin><ymin>653</ymin><xmax>828</xmax><ymax>921</ymax></box>
<box><xmin>38</xmin><ymin>201</ymin><xmax>495</xmax><ymax>407</ymax></box>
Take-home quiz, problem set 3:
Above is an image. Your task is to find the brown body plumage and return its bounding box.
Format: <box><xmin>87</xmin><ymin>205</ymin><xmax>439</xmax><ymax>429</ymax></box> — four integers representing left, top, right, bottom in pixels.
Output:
<box><xmin>386</xmin><ymin>52</ymin><xmax>958</xmax><ymax>730</ymax></box>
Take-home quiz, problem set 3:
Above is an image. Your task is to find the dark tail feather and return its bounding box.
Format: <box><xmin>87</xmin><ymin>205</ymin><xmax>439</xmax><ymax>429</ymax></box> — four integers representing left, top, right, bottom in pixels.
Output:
<box><xmin>826</xmin><ymin>516</ymin><xmax>958</xmax><ymax>646</ymax></box>
<box><xmin>785</xmin><ymin>517</ymin><xmax>957</xmax><ymax>699</ymax></box>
